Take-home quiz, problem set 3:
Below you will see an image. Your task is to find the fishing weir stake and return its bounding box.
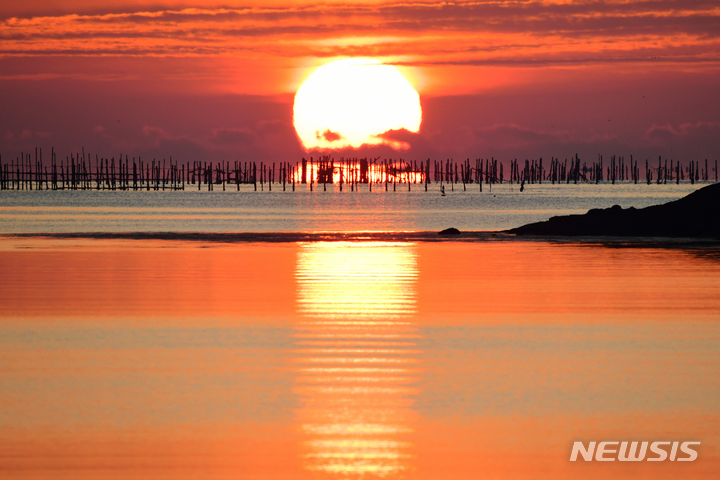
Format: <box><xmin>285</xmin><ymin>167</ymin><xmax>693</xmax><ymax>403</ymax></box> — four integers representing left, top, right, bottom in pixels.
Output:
<box><xmin>0</xmin><ymin>149</ymin><xmax>717</xmax><ymax>191</ymax></box>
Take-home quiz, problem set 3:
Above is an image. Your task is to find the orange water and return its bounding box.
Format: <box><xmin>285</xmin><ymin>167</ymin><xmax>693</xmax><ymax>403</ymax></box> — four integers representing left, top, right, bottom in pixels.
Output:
<box><xmin>1</xmin><ymin>239</ymin><xmax>718</xmax><ymax>479</ymax></box>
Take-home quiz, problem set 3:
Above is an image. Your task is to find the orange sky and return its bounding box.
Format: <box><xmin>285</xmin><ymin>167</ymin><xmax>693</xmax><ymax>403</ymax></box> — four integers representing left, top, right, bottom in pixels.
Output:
<box><xmin>1</xmin><ymin>1</ymin><xmax>719</xmax><ymax>163</ymax></box>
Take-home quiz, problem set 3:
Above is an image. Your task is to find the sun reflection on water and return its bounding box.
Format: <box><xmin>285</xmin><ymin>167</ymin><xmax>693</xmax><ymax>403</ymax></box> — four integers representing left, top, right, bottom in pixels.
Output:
<box><xmin>294</xmin><ymin>242</ymin><xmax>420</xmax><ymax>477</ymax></box>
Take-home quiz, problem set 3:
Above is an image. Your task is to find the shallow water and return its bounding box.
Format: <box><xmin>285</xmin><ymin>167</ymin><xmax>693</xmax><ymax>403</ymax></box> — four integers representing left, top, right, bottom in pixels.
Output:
<box><xmin>1</xmin><ymin>239</ymin><xmax>718</xmax><ymax>479</ymax></box>
<box><xmin>0</xmin><ymin>182</ymin><xmax>708</xmax><ymax>233</ymax></box>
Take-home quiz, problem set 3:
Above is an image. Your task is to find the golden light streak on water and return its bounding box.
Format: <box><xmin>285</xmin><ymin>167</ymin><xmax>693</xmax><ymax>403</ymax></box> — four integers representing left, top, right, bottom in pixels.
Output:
<box><xmin>296</xmin><ymin>242</ymin><xmax>417</xmax><ymax>321</ymax></box>
<box><xmin>296</xmin><ymin>341</ymin><xmax>417</xmax><ymax>347</ymax></box>
<box><xmin>294</xmin><ymin>242</ymin><xmax>420</xmax><ymax>478</ymax></box>
<box><xmin>295</xmin><ymin>349</ymin><xmax>424</xmax><ymax>355</ymax></box>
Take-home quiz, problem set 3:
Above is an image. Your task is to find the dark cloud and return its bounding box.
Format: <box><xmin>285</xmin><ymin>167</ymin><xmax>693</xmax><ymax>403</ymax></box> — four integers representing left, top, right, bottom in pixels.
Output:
<box><xmin>647</xmin><ymin>124</ymin><xmax>677</xmax><ymax>141</ymax></box>
<box><xmin>256</xmin><ymin>119</ymin><xmax>293</xmax><ymax>136</ymax></box>
<box><xmin>377</xmin><ymin>128</ymin><xmax>420</xmax><ymax>143</ymax></box>
<box><xmin>473</xmin><ymin>124</ymin><xmax>564</xmax><ymax>149</ymax></box>
<box><xmin>648</xmin><ymin>122</ymin><xmax>720</xmax><ymax>140</ymax></box>
<box><xmin>316</xmin><ymin>129</ymin><xmax>343</xmax><ymax>142</ymax></box>
<box><xmin>646</xmin><ymin>122</ymin><xmax>720</xmax><ymax>158</ymax></box>
<box><xmin>210</xmin><ymin>128</ymin><xmax>256</xmax><ymax>146</ymax></box>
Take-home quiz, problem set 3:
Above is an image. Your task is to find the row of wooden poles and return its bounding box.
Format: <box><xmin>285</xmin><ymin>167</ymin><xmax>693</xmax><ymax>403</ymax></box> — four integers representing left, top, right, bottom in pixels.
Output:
<box><xmin>521</xmin><ymin>155</ymin><xmax>718</xmax><ymax>185</ymax></box>
<box><xmin>1</xmin><ymin>148</ymin><xmax>717</xmax><ymax>191</ymax></box>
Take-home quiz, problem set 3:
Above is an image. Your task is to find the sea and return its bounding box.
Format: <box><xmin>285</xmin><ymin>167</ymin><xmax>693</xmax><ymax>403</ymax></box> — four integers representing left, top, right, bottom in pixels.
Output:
<box><xmin>0</xmin><ymin>182</ymin><xmax>710</xmax><ymax>233</ymax></box>
<box><xmin>0</xmin><ymin>182</ymin><xmax>718</xmax><ymax>479</ymax></box>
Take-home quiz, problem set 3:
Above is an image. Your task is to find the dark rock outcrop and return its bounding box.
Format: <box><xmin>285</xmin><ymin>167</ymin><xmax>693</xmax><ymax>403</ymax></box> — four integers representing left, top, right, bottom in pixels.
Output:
<box><xmin>506</xmin><ymin>183</ymin><xmax>720</xmax><ymax>238</ymax></box>
<box><xmin>438</xmin><ymin>227</ymin><xmax>461</xmax><ymax>236</ymax></box>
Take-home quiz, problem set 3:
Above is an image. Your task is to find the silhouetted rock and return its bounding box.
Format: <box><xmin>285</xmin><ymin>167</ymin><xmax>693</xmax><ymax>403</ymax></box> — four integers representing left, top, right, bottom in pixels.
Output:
<box><xmin>506</xmin><ymin>183</ymin><xmax>720</xmax><ymax>238</ymax></box>
<box><xmin>439</xmin><ymin>227</ymin><xmax>461</xmax><ymax>236</ymax></box>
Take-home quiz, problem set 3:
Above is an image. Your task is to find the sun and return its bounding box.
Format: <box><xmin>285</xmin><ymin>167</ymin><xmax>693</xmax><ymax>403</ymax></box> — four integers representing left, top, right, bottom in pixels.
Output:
<box><xmin>293</xmin><ymin>58</ymin><xmax>422</xmax><ymax>150</ymax></box>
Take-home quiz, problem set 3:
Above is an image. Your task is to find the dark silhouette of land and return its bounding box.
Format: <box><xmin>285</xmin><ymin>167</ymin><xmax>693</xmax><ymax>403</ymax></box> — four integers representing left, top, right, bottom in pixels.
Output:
<box><xmin>438</xmin><ymin>227</ymin><xmax>461</xmax><ymax>236</ymax></box>
<box><xmin>507</xmin><ymin>183</ymin><xmax>720</xmax><ymax>238</ymax></box>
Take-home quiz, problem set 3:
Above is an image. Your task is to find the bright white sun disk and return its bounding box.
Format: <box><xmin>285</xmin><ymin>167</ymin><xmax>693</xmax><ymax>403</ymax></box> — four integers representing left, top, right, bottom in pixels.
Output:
<box><xmin>293</xmin><ymin>58</ymin><xmax>422</xmax><ymax>150</ymax></box>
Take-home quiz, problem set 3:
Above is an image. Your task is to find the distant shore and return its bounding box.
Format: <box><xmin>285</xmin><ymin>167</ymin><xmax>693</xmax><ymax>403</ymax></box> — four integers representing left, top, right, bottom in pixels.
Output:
<box><xmin>506</xmin><ymin>182</ymin><xmax>720</xmax><ymax>239</ymax></box>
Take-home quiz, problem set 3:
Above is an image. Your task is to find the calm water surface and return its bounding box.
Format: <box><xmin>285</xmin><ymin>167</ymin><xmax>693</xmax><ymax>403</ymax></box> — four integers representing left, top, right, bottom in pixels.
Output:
<box><xmin>0</xmin><ymin>183</ymin><xmax>709</xmax><ymax>233</ymax></box>
<box><xmin>1</xmin><ymin>239</ymin><xmax>718</xmax><ymax>479</ymax></box>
